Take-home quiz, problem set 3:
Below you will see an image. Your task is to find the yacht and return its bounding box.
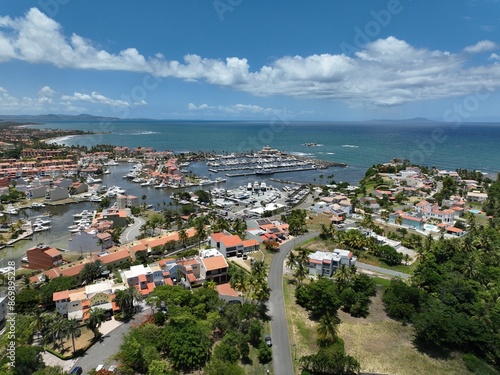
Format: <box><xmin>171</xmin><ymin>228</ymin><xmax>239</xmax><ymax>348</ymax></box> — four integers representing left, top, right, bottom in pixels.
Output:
<box><xmin>215</xmin><ymin>177</ymin><xmax>227</xmax><ymax>183</ymax></box>
<box><xmin>34</xmin><ymin>218</ymin><xmax>52</xmax><ymax>226</ymax></box>
<box><xmin>103</xmin><ymin>169</ymin><xmax>110</xmax><ymax>175</ymax></box>
<box><xmin>106</xmin><ymin>160</ymin><xmax>119</xmax><ymax>166</ymax></box>
<box><xmin>89</xmin><ymin>195</ymin><xmax>103</xmax><ymax>202</ymax></box>
<box><xmin>155</xmin><ymin>182</ymin><xmax>168</xmax><ymax>189</ymax></box>
<box><xmin>199</xmin><ymin>179</ymin><xmax>216</xmax><ymax>186</ymax></box>
<box><xmin>4</xmin><ymin>205</ymin><xmax>18</xmax><ymax>215</ymax></box>
<box><xmin>261</xmin><ymin>182</ymin><xmax>267</xmax><ymax>191</ymax></box>
<box><xmin>253</xmin><ymin>181</ymin><xmax>260</xmax><ymax>190</ymax></box>
<box><xmin>141</xmin><ymin>179</ymin><xmax>155</xmax><ymax>187</ymax></box>
<box><xmin>86</xmin><ymin>175</ymin><xmax>102</xmax><ymax>184</ymax></box>
<box><xmin>30</xmin><ymin>202</ymin><xmax>46</xmax><ymax>209</ymax></box>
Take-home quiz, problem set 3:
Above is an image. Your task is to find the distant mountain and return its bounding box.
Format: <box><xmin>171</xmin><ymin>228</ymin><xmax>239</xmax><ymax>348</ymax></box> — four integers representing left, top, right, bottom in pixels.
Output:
<box><xmin>369</xmin><ymin>117</ymin><xmax>438</xmax><ymax>123</ymax></box>
<box><xmin>0</xmin><ymin>113</ymin><xmax>121</xmax><ymax>122</ymax></box>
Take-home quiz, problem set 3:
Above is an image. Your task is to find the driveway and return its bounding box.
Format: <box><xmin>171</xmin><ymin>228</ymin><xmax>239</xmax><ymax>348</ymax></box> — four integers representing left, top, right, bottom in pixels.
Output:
<box><xmin>72</xmin><ymin>307</ymin><xmax>151</xmax><ymax>374</ymax></box>
<box><xmin>121</xmin><ymin>215</ymin><xmax>145</xmax><ymax>243</ymax></box>
<box><xmin>356</xmin><ymin>261</ymin><xmax>410</xmax><ymax>279</ymax></box>
<box><xmin>268</xmin><ymin>232</ymin><xmax>318</xmax><ymax>375</ymax></box>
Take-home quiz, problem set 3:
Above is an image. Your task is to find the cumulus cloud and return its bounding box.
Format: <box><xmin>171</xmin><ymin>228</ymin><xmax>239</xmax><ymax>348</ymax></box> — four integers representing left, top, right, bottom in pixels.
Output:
<box><xmin>463</xmin><ymin>40</ymin><xmax>498</xmax><ymax>53</ymax></box>
<box><xmin>490</xmin><ymin>53</ymin><xmax>500</xmax><ymax>61</ymax></box>
<box><xmin>187</xmin><ymin>103</ymin><xmax>280</xmax><ymax>115</ymax></box>
<box><xmin>0</xmin><ymin>86</ymin><xmax>142</xmax><ymax>113</ymax></box>
<box><xmin>60</xmin><ymin>91</ymin><xmax>132</xmax><ymax>107</ymax></box>
<box><xmin>2</xmin><ymin>9</ymin><xmax>500</xmax><ymax>107</ymax></box>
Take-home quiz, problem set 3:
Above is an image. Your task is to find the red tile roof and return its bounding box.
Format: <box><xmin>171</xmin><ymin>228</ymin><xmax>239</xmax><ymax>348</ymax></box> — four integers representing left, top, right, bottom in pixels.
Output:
<box><xmin>202</xmin><ymin>255</ymin><xmax>228</xmax><ymax>271</ymax></box>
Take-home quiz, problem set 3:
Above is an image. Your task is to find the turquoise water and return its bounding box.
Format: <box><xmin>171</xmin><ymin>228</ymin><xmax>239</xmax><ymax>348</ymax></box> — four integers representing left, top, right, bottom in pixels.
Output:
<box><xmin>33</xmin><ymin>120</ymin><xmax>500</xmax><ymax>182</ymax></box>
<box><xmin>470</xmin><ymin>209</ymin><xmax>481</xmax><ymax>214</ymax></box>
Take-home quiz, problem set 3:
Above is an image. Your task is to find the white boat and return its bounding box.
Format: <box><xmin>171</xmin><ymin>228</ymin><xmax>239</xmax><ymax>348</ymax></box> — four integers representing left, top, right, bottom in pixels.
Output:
<box><xmin>106</xmin><ymin>160</ymin><xmax>119</xmax><ymax>166</ymax></box>
<box><xmin>127</xmin><ymin>158</ymin><xmax>136</xmax><ymax>163</ymax></box>
<box><xmin>247</xmin><ymin>183</ymin><xmax>252</xmax><ymax>190</ymax></box>
<box><xmin>89</xmin><ymin>195</ymin><xmax>102</xmax><ymax>202</ymax></box>
<box><xmin>253</xmin><ymin>181</ymin><xmax>260</xmax><ymax>190</ymax></box>
<box><xmin>4</xmin><ymin>205</ymin><xmax>18</xmax><ymax>215</ymax></box>
<box><xmin>103</xmin><ymin>169</ymin><xmax>110</xmax><ymax>175</ymax></box>
<box><xmin>34</xmin><ymin>218</ymin><xmax>51</xmax><ymax>226</ymax></box>
<box><xmin>86</xmin><ymin>175</ymin><xmax>102</xmax><ymax>184</ymax></box>
<box><xmin>199</xmin><ymin>179</ymin><xmax>215</xmax><ymax>186</ymax></box>
<box><xmin>73</xmin><ymin>210</ymin><xmax>91</xmax><ymax>218</ymax></box>
<box><xmin>155</xmin><ymin>182</ymin><xmax>168</xmax><ymax>189</ymax></box>
<box><xmin>33</xmin><ymin>225</ymin><xmax>49</xmax><ymax>232</ymax></box>
<box><xmin>261</xmin><ymin>182</ymin><xmax>267</xmax><ymax>191</ymax></box>
<box><xmin>215</xmin><ymin>177</ymin><xmax>227</xmax><ymax>183</ymax></box>
<box><xmin>141</xmin><ymin>179</ymin><xmax>155</xmax><ymax>186</ymax></box>
<box><xmin>30</xmin><ymin>202</ymin><xmax>46</xmax><ymax>208</ymax></box>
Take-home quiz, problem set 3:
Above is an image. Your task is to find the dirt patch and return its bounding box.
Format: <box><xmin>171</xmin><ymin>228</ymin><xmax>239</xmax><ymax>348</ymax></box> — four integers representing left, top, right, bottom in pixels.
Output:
<box><xmin>339</xmin><ymin>291</ymin><xmax>469</xmax><ymax>375</ymax></box>
<box><xmin>57</xmin><ymin>326</ymin><xmax>94</xmax><ymax>355</ymax></box>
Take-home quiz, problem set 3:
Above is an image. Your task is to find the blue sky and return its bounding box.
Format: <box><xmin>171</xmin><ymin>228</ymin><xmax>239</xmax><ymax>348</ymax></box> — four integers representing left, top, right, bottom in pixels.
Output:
<box><xmin>1</xmin><ymin>0</ymin><xmax>500</xmax><ymax>121</ymax></box>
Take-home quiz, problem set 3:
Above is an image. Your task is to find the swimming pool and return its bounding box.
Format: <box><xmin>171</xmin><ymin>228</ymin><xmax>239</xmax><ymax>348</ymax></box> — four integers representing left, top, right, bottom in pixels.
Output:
<box><xmin>424</xmin><ymin>224</ymin><xmax>439</xmax><ymax>232</ymax></box>
<box><xmin>470</xmin><ymin>209</ymin><xmax>481</xmax><ymax>214</ymax></box>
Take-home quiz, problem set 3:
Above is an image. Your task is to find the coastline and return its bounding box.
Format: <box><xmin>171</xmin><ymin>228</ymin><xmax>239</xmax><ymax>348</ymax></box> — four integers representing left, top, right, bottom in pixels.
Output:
<box><xmin>41</xmin><ymin>134</ymin><xmax>79</xmax><ymax>144</ymax></box>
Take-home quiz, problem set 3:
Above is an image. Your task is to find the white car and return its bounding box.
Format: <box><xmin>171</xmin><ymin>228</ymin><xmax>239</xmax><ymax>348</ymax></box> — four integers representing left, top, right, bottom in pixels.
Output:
<box><xmin>108</xmin><ymin>365</ymin><xmax>117</xmax><ymax>373</ymax></box>
<box><xmin>95</xmin><ymin>364</ymin><xmax>105</xmax><ymax>372</ymax></box>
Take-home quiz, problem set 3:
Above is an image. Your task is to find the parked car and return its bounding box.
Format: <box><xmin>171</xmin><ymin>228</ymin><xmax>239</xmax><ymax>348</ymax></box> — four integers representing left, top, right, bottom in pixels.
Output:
<box><xmin>96</xmin><ymin>364</ymin><xmax>105</xmax><ymax>372</ymax></box>
<box><xmin>242</xmin><ymin>253</ymin><xmax>248</xmax><ymax>260</ymax></box>
<box><xmin>228</xmin><ymin>299</ymin><xmax>242</xmax><ymax>305</ymax></box>
<box><xmin>265</xmin><ymin>333</ymin><xmax>272</xmax><ymax>347</ymax></box>
<box><xmin>108</xmin><ymin>365</ymin><xmax>118</xmax><ymax>373</ymax></box>
<box><xmin>69</xmin><ymin>367</ymin><xmax>83</xmax><ymax>375</ymax></box>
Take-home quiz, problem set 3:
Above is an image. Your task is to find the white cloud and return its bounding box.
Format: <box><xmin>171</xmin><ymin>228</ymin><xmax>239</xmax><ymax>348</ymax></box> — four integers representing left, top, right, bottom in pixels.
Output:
<box><xmin>463</xmin><ymin>40</ymin><xmax>498</xmax><ymax>53</ymax></box>
<box><xmin>187</xmin><ymin>103</ymin><xmax>281</xmax><ymax>115</ymax></box>
<box><xmin>2</xmin><ymin>9</ymin><xmax>500</xmax><ymax>107</ymax></box>
<box><xmin>490</xmin><ymin>53</ymin><xmax>500</xmax><ymax>61</ymax></box>
<box><xmin>60</xmin><ymin>91</ymin><xmax>133</xmax><ymax>107</ymax></box>
<box><xmin>0</xmin><ymin>86</ymin><xmax>143</xmax><ymax>113</ymax></box>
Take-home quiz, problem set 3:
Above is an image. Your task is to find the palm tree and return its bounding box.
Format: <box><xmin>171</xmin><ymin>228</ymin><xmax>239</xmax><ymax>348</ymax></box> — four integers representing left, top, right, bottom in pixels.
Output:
<box><xmin>126</xmin><ymin>285</ymin><xmax>143</xmax><ymax>313</ymax></box>
<box><xmin>194</xmin><ymin>217</ymin><xmax>207</xmax><ymax>249</ymax></box>
<box><xmin>317</xmin><ymin>312</ymin><xmax>340</xmax><ymax>344</ymax></box>
<box><xmin>86</xmin><ymin>308</ymin><xmax>106</xmax><ymax>338</ymax></box>
<box><xmin>286</xmin><ymin>251</ymin><xmax>297</xmax><ymax>270</ymax></box>
<box><xmin>65</xmin><ymin>318</ymin><xmax>82</xmax><ymax>353</ymax></box>
<box><xmin>178</xmin><ymin>228</ymin><xmax>188</xmax><ymax>248</ymax></box>
<box><xmin>334</xmin><ymin>264</ymin><xmax>349</xmax><ymax>289</ymax></box>
<box><xmin>293</xmin><ymin>263</ymin><xmax>309</xmax><ymax>286</ymax></box>
<box><xmin>113</xmin><ymin>289</ymin><xmax>132</xmax><ymax>315</ymax></box>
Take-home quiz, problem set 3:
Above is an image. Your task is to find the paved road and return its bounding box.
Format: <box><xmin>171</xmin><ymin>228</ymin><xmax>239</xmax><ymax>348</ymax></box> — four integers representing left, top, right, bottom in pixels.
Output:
<box><xmin>73</xmin><ymin>307</ymin><xmax>151</xmax><ymax>374</ymax></box>
<box><xmin>268</xmin><ymin>232</ymin><xmax>318</xmax><ymax>375</ymax></box>
<box><xmin>356</xmin><ymin>261</ymin><xmax>410</xmax><ymax>279</ymax></box>
<box><xmin>121</xmin><ymin>215</ymin><xmax>145</xmax><ymax>243</ymax></box>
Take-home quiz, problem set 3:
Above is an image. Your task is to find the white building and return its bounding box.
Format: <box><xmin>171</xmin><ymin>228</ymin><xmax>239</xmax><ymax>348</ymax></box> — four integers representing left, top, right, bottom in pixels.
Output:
<box><xmin>307</xmin><ymin>249</ymin><xmax>357</xmax><ymax>277</ymax></box>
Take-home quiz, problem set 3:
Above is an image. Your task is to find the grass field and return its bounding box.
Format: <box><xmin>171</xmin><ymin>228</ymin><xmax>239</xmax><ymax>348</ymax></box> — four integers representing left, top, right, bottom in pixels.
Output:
<box><xmin>284</xmin><ymin>277</ymin><xmax>472</xmax><ymax>375</ymax></box>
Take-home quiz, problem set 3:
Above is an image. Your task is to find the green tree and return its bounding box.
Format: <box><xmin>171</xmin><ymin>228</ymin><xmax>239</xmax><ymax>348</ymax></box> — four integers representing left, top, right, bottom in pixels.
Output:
<box><xmin>13</xmin><ymin>345</ymin><xmax>44</xmax><ymax>375</ymax></box>
<box><xmin>257</xmin><ymin>342</ymin><xmax>273</xmax><ymax>364</ymax></box>
<box><xmin>317</xmin><ymin>312</ymin><xmax>340</xmax><ymax>345</ymax></box>
<box><xmin>86</xmin><ymin>308</ymin><xmax>106</xmax><ymax>338</ymax></box>
<box><xmin>65</xmin><ymin>318</ymin><xmax>82</xmax><ymax>353</ymax></box>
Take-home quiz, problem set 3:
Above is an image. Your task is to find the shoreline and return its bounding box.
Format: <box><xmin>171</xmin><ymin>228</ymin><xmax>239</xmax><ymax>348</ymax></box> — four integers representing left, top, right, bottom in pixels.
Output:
<box><xmin>41</xmin><ymin>134</ymin><xmax>79</xmax><ymax>144</ymax></box>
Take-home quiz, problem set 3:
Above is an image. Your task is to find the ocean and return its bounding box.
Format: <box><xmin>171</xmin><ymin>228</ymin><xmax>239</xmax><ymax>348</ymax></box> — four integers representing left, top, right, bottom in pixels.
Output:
<box><xmin>37</xmin><ymin>120</ymin><xmax>500</xmax><ymax>182</ymax></box>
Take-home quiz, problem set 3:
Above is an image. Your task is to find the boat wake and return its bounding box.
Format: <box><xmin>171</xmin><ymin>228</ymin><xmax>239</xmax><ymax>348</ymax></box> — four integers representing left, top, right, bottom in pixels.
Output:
<box><xmin>118</xmin><ymin>130</ymin><xmax>160</xmax><ymax>135</ymax></box>
<box><xmin>342</xmin><ymin>144</ymin><xmax>358</xmax><ymax>148</ymax></box>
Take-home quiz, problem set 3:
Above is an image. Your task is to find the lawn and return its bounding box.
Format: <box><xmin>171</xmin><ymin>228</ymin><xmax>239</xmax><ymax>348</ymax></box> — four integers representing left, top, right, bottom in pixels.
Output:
<box><xmin>56</xmin><ymin>325</ymin><xmax>95</xmax><ymax>356</ymax></box>
<box><xmin>283</xmin><ymin>276</ymin><xmax>471</xmax><ymax>375</ymax></box>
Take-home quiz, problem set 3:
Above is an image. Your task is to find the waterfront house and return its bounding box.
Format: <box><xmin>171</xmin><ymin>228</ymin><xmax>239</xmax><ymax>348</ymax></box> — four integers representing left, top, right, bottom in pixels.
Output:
<box><xmin>26</xmin><ymin>244</ymin><xmax>63</xmax><ymax>270</ymax></box>
<box><xmin>45</xmin><ymin>186</ymin><xmax>69</xmax><ymax>202</ymax></box>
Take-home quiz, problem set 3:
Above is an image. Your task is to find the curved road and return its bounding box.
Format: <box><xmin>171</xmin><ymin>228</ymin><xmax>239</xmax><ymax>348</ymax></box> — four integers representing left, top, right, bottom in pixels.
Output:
<box><xmin>268</xmin><ymin>232</ymin><xmax>318</xmax><ymax>375</ymax></box>
<box><xmin>121</xmin><ymin>215</ymin><xmax>145</xmax><ymax>243</ymax></box>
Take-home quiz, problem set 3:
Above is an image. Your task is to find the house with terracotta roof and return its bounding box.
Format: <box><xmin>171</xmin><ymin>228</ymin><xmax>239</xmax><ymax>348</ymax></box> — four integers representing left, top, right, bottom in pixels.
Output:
<box><xmin>199</xmin><ymin>249</ymin><xmax>229</xmax><ymax>284</ymax></box>
<box><xmin>389</xmin><ymin>210</ymin><xmax>424</xmax><ymax>230</ymax></box>
<box><xmin>446</xmin><ymin>226</ymin><xmax>466</xmax><ymax>237</ymax></box>
<box><xmin>93</xmin><ymin>248</ymin><xmax>131</xmax><ymax>267</ymax></box>
<box><xmin>26</xmin><ymin>244</ymin><xmax>63</xmax><ymax>269</ymax></box>
<box><xmin>210</xmin><ymin>232</ymin><xmax>260</xmax><ymax>257</ymax></box>
<box><xmin>53</xmin><ymin>280</ymin><xmax>126</xmax><ymax>320</ymax></box>
<box><xmin>122</xmin><ymin>265</ymin><xmax>156</xmax><ymax>296</ymax></box>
